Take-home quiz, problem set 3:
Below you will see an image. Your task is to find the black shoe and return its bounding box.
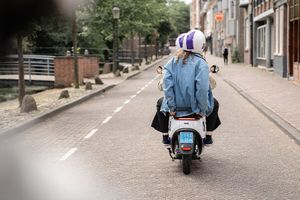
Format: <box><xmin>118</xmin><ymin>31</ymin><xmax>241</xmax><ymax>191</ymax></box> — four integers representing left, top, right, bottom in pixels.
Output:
<box><xmin>204</xmin><ymin>135</ymin><xmax>213</xmax><ymax>145</ymax></box>
<box><xmin>162</xmin><ymin>135</ymin><xmax>170</xmax><ymax>145</ymax></box>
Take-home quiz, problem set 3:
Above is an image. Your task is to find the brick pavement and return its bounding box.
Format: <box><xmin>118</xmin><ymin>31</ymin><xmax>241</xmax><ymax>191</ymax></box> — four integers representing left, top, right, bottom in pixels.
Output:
<box><xmin>206</xmin><ymin>54</ymin><xmax>300</xmax><ymax>136</ymax></box>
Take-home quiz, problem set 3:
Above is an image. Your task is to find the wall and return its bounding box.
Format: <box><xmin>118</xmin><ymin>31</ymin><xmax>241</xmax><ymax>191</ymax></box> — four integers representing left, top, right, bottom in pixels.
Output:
<box><xmin>274</xmin><ymin>55</ymin><xmax>288</xmax><ymax>77</ymax></box>
<box><xmin>54</xmin><ymin>56</ymin><xmax>99</xmax><ymax>87</ymax></box>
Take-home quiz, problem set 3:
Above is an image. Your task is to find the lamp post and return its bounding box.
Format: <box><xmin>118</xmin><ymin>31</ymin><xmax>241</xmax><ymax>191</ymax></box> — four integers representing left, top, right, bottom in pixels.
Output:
<box><xmin>112</xmin><ymin>6</ymin><xmax>120</xmax><ymax>75</ymax></box>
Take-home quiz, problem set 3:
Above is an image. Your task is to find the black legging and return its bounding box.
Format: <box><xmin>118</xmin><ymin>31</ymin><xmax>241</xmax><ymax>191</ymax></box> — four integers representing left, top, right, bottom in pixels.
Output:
<box><xmin>223</xmin><ymin>55</ymin><xmax>228</xmax><ymax>64</ymax></box>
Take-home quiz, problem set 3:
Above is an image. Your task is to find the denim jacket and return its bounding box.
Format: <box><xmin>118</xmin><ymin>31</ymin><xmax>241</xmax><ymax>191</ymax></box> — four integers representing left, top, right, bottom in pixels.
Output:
<box><xmin>160</xmin><ymin>54</ymin><xmax>214</xmax><ymax>117</ymax></box>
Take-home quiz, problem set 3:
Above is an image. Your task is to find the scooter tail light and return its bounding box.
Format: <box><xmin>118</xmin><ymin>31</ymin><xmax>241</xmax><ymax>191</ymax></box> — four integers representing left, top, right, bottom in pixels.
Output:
<box><xmin>181</xmin><ymin>147</ymin><xmax>191</xmax><ymax>151</ymax></box>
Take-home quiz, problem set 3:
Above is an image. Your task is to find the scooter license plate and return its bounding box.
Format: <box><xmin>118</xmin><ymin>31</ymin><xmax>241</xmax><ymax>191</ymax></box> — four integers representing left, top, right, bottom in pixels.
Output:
<box><xmin>180</xmin><ymin>132</ymin><xmax>193</xmax><ymax>144</ymax></box>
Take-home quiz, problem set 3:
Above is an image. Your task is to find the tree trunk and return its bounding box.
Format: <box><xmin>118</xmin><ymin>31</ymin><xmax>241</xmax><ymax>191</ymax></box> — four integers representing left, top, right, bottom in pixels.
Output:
<box><xmin>72</xmin><ymin>11</ymin><xmax>79</xmax><ymax>89</ymax></box>
<box><xmin>131</xmin><ymin>31</ymin><xmax>134</xmax><ymax>67</ymax></box>
<box><xmin>17</xmin><ymin>34</ymin><xmax>25</xmax><ymax>107</ymax></box>
<box><xmin>138</xmin><ymin>33</ymin><xmax>141</xmax><ymax>65</ymax></box>
<box><xmin>144</xmin><ymin>36</ymin><xmax>148</xmax><ymax>63</ymax></box>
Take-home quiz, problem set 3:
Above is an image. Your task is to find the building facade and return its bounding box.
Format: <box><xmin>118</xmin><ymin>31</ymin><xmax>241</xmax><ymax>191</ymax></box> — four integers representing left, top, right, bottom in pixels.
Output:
<box><xmin>289</xmin><ymin>0</ymin><xmax>300</xmax><ymax>82</ymax></box>
<box><xmin>190</xmin><ymin>0</ymin><xmax>201</xmax><ymax>29</ymax></box>
<box><xmin>240</xmin><ymin>0</ymin><xmax>252</xmax><ymax>65</ymax></box>
<box><xmin>253</xmin><ymin>0</ymin><xmax>274</xmax><ymax>69</ymax></box>
<box><xmin>190</xmin><ymin>0</ymin><xmax>299</xmax><ymax>82</ymax></box>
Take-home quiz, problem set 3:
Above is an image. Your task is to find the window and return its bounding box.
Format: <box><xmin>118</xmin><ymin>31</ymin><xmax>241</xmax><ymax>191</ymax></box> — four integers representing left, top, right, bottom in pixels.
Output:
<box><xmin>229</xmin><ymin>0</ymin><xmax>236</xmax><ymax>20</ymax></box>
<box><xmin>244</xmin><ymin>17</ymin><xmax>250</xmax><ymax>50</ymax></box>
<box><xmin>257</xmin><ymin>25</ymin><xmax>266</xmax><ymax>59</ymax></box>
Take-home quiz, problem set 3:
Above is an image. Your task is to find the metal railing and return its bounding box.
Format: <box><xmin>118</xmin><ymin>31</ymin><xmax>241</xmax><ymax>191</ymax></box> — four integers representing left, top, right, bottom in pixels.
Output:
<box><xmin>0</xmin><ymin>55</ymin><xmax>55</xmax><ymax>82</ymax></box>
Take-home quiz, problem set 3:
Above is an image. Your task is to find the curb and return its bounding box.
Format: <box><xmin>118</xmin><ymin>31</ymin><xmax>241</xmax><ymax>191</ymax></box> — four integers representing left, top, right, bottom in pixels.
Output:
<box><xmin>223</xmin><ymin>78</ymin><xmax>300</xmax><ymax>146</ymax></box>
<box><xmin>0</xmin><ymin>56</ymin><xmax>169</xmax><ymax>139</ymax></box>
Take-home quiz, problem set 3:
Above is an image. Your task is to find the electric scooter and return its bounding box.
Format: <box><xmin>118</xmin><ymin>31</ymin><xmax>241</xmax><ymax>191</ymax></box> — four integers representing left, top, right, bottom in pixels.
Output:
<box><xmin>167</xmin><ymin>114</ymin><xmax>206</xmax><ymax>174</ymax></box>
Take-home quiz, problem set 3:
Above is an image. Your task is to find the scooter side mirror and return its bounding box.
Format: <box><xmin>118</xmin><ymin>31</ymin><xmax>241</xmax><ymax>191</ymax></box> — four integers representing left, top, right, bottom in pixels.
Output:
<box><xmin>156</xmin><ymin>66</ymin><xmax>163</xmax><ymax>74</ymax></box>
<box><xmin>210</xmin><ymin>65</ymin><xmax>219</xmax><ymax>73</ymax></box>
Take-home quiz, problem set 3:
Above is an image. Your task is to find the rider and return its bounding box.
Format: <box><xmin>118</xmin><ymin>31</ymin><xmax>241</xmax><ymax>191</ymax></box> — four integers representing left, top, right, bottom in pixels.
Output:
<box><xmin>160</xmin><ymin>30</ymin><xmax>221</xmax><ymax>144</ymax></box>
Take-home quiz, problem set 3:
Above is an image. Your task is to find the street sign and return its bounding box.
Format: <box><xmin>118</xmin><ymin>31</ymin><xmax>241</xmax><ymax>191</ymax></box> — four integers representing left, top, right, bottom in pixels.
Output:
<box><xmin>215</xmin><ymin>13</ymin><xmax>224</xmax><ymax>21</ymax></box>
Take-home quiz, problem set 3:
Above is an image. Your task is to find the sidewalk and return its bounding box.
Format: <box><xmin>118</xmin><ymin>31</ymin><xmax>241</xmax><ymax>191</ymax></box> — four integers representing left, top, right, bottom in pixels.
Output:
<box><xmin>206</xmin><ymin>54</ymin><xmax>300</xmax><ymax>143</ymax></box>
<box><xmin>0</xmin><ymin>56</ymin><xmax>167</xmax><ymax>134</ymax></box>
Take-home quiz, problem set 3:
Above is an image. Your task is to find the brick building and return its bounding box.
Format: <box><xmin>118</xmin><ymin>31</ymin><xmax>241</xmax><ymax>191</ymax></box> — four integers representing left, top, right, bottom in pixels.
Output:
<box><xmin>191</xmin><ymin>0</ymin><xmax>299</xmax><ymax>83</ymax></box>
<box><xmin>289</xmin><ymin>0</ymin><xmax>300</xmax><ymax>82</ymax></box>
<box><xmin>190</xmin><ymin>0</ymin><xmax>201</xmax><ymax>29</ymax></box>
<box><xmin>240</xmin><ymin>0</ymin><xmax>252</xmax><ymax>65</ymax></box>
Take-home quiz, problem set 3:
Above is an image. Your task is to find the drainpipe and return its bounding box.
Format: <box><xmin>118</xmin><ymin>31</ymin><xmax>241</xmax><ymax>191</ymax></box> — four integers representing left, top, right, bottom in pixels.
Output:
<box><xmin>266</xmin><ymin>17</ymin><xmax>271</xmax><ymax>68</ymax></box>
<box><xmin>252</xmin><ymin>3</ymin><xmax>257</xmax><ymax>67</ymax></box>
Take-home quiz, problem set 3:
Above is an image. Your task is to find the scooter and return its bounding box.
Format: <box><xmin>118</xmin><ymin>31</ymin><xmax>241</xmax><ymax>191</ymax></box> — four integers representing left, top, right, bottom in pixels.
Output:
<box><xmin>166</xmin><ymin>114</ymin><xmax>206</xmax><ymax>175</ymax></box>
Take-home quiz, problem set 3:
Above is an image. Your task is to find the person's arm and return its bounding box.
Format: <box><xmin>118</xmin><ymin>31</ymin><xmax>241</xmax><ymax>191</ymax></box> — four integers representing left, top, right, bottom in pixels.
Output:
<box><xmin>163</xmin><ymin>60</ymin><xmax>176</xmax><ymax>112</ymax></box>
<box><xmin>195</xmin><ymin>60</ymin><xmax>210</xmax><ymax>116</ymax></box>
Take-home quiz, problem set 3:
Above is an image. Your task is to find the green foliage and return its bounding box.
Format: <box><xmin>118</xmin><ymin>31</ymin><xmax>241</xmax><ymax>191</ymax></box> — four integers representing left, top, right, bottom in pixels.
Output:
<box><xmin>167</xmin><ymin>0</ymin><xmax>190</xmax><ymax>36</ymax></box>
<box><xmin>78</xmin><ymin>0</ymin><xmax>169</xmax><ymax>48</ymax></box>
<box><xmin>26</xmin><ymin>0</ymin><xmax>191</xmax><ymax>52</ymax></box>
<box><xmin>156</xmin><ymin>20</ymin><xmax>174</xmax><ymax>47</ymax></box>
<box><xmin>28</xmin><ymin>15</ymin><xmax>73</xmax><ymax>54</ymax></box>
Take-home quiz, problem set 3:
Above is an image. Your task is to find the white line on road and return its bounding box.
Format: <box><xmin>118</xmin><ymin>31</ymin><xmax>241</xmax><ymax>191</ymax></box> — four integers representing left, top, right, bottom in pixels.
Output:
<box><xmin>60</xmin><ymin>148</ymin><xmax>77</xmax><ymax>161</ymax></box>
<box><xmin>114</xmin><ymin>106</ymin><xmax>123</xmax><ymax>113</ymax></box>
<box><xmin>137</xmin><ymin>90</ymin><xmax>141</xmax><ymax>94</ymax></box>
<box><xmin>84</xmin><ymin>129</ymin><xmax>98</xmax><ymax>139</ymax></box>
<box><xmin>124</xmin><ymin>99</ymin><xmax>131</xmax><ymax>104</ymax></box>
<box><xmin>131</xmin><ymin>95</ymin><xmax>136</xmax><ymax>99</ymax></box>
<box><xmin>102</xmin><ymin>116</ymin><xmax>112</xmax><ymax>124</ymax></box>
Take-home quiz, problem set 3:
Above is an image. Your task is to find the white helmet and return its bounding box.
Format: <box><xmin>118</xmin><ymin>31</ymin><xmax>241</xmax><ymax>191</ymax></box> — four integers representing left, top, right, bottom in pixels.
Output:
<box><xmin>182</xmin><ymin>30</ymin><xmax>206</xmax><ymax>54</ymax></box>
<box><xmin>175</xmin><ymin>33</ymin><xmax>186</xmax><ymax>49</ymax></box>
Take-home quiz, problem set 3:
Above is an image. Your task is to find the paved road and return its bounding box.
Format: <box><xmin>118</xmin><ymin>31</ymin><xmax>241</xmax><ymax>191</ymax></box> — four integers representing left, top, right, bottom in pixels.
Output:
<box><xmin>1</xmin><ymin>57</ymin><xmax>300</xmax><ymax>200</ymax></box>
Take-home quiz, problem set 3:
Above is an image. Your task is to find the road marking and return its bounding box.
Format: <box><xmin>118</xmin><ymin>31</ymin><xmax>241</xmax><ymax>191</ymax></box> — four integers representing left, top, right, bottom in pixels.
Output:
<box><xmin>137</xmin><ymin>90</ymin><xmax>141</xmax><ymax>94</ymax></box>
<box><xmin>60</xmin><ymin>148</ymin><xmax>77</xmax><ymax>161</ymax></box>
<box><xmin>102</xmin><ymin>116</ymin><xmax>112</xmax><ymax>124</ymax></box>
<box><xmin>131</xmin><ymin>95</ymin><xmax>136</xmax><ymax>99</ymax></box>
<box><xmin>84</xmin><ymin>129</ymin><xmax>98</xmax><ymax>139</ymax></box>
<box><xmin>141</xmin><ymin>87</ymin><xmax>145</xmax><ymax>90</ymax></box>
<box><xmin>124</xmin><ymin>99</ymin><xmax>130</xmax><ymax>104</ymax></box>
<box><xmin>114</xmin><ymin>106</ymin><xmax>123</xmax><ymax>113</ymax></box>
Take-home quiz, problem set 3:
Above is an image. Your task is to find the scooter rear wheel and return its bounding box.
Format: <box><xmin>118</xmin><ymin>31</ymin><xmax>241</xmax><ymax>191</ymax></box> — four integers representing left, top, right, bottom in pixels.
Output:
<box><xmin>182</xmin><ymin>155</ymin><xmax>192</xmax><ymax>174</ymax></box>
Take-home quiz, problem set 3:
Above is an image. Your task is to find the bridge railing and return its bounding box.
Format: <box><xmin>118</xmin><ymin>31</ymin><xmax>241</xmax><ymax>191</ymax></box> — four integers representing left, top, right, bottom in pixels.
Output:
<box><xmin>0</xmin><ymin>55</ymin><xmax>55</xmax><ymax>82</ymax></box>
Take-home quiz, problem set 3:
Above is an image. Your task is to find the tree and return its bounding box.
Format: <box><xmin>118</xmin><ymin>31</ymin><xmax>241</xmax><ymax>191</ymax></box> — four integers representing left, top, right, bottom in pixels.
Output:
<box><xmin>72</xmin><ymin>11</ymin><xmax>79</xmax><ymax>89</ymax></box>
<box><xmin>28</xmin><ymin>15</ymin><xmax>73</xmax><ymax>55</ymax></box>
<box><xmin>15</xmin><ymin>22</ymin><xmax>41</xmax><ymax>107</ymax></box>
<box><xmin>156</xmin><ymin>20</ymin><xmax>174</xmax><ymax>48</ymax></box>
<box><xmin>167</xmin><ymin>0</ymin><xmax>190</xmax><ymax>36</ymax></box>
<box><xmin>17</xmin><ymin>34</ymin><xmax>25</xmax><ymax>107</ymax></box>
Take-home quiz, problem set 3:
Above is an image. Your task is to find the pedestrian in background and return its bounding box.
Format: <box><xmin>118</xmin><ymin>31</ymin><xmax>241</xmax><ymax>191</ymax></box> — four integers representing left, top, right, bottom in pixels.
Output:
<box><xmin>223</xmin><ymin>46</ymin><xmax>228</xmax><ymax>65</ymax></box>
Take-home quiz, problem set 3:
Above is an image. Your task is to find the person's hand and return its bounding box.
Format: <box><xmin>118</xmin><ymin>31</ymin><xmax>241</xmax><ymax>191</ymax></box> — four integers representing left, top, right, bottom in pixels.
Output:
<box><xmin>170</xmin><ymin>111</ymin><xmax>176</xmax><ymax>116</ymax></box>
<box><xmin>156</xmin><ymin>66</ymin><xmax>163</xmax><ymax>74</ymax></box>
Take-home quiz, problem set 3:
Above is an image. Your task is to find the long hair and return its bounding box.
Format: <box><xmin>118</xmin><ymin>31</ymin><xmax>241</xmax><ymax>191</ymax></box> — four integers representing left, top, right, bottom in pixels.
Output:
<box><xmin>175</xmin><ymin>49</ymin><xmax>192</xmax><ymax>64</ymax></box>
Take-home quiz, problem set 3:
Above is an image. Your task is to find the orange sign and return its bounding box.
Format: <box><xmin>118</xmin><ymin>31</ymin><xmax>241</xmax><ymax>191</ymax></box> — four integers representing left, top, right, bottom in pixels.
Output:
<box><xmin>215</xmin><ymin>13</ymin><xmax>224</xmax><ymax>21</ymax></box>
